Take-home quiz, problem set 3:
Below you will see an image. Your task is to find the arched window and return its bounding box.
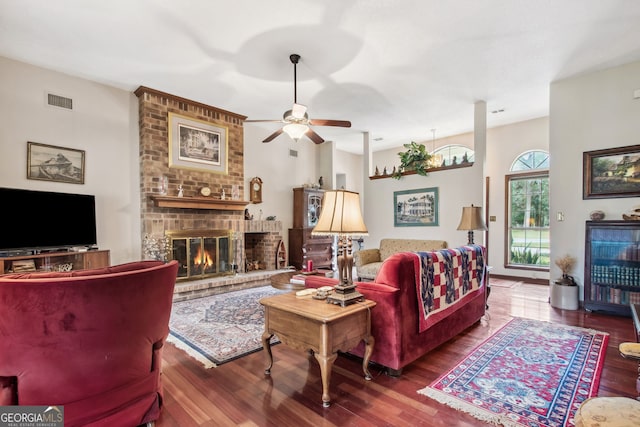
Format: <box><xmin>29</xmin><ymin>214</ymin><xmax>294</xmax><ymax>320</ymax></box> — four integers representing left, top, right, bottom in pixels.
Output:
<box><xmin>432</xmin><ymin>145</ymin><xmax>474</xmax><ymax>167</ymax></box>
<box><xmin>506</xmin><ymin>150</ymin><xmax>550</xmax><ymax>269</ymax></box>
<box><xmin>510</xmin><ymin>150</ymin><xmax>549</xmax><ymax>171</ymax></box>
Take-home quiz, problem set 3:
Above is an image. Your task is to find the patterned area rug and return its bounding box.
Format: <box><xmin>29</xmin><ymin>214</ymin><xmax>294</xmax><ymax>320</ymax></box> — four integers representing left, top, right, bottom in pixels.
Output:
<box><xmin>167</xmin><ymin>286</ymin><xmax>287</xmax><ymax>368</ymax></box>
<box><xmin>418</xmin><ymin>317</ymin><xmax>609</xmax><ymax>427</ymax></box>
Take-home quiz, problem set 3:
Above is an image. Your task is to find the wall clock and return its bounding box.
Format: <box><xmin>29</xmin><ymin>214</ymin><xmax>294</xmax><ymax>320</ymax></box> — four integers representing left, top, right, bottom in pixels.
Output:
<box><xmin>250</xmin><ymin>177</ymin><xmax>263</xmax><ymax>203</ymax></box>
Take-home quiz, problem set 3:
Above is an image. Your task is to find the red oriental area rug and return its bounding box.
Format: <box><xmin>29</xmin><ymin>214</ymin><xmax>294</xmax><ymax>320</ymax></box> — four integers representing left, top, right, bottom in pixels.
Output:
<box><xmin>418</xmin><ymin>317</ymin><xmax>608</xmax><ymax>427</ymax></box>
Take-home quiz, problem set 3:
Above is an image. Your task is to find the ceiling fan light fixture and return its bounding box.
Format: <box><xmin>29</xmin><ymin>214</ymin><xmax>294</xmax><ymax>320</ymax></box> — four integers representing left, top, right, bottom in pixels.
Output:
<box><xmin>283</xmin><ymin>123</ymin><xmax>309</xmax><ymax>141</ymax></box>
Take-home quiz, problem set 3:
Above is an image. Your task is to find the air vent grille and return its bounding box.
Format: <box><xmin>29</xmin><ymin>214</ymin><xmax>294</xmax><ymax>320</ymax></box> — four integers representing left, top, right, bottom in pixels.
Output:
<box><xmin>47</xmin><ymin>93</ymin><xmax>73</xmax><ymax>110</ymax></box>
<box><xmin>289</xmin><ymin>149</ymin><xmax>298</xmax><ymax>158</ymax></box>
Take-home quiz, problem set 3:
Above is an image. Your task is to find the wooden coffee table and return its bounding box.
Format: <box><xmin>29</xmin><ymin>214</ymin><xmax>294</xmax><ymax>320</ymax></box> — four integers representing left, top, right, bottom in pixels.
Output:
<box><xmin>260</xmin><ymin>292</ymin><xmax>376</xmax><ymax>407</ymax></box>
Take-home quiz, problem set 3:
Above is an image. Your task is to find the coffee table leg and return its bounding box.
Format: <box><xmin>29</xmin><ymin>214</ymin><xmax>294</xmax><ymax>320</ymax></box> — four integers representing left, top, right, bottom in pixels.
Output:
<box><xmin>314</xmin><ymin>352</ymin><xmax>337</xmax><ymax>407</ymax></box>
<box><xmin>362</xmin><ymin>335</ymin><xmax>375</xmax><ymax>380</ymax></box>
<box><xmin>262</xmin><ymin>331</ymin><xmax>274</xmax><ymax>375</ymax></box>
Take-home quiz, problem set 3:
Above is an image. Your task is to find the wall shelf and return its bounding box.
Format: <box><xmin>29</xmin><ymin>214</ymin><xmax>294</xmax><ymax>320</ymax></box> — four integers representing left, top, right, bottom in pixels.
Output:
<box><xmin>150</xmin><ymin>195</ymin><xmax>249</xmax><ymax>211</ymax></box>
<box><xmin>369</xmin><ymin>162</ymin><xmax>473</xmax><ymax>180</ymax></box>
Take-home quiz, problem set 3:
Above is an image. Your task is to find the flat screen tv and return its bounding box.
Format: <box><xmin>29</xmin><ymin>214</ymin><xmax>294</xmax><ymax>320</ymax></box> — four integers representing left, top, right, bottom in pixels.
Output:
<box><xmin>0</xmin><ymin>187</ymin><xmax>97</xmax><ymax>253</ymax></box>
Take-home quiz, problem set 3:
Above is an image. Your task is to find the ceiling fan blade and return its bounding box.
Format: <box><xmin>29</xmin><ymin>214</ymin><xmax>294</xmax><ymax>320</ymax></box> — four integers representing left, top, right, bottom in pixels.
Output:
<box><xmin>292</xmin><ymin>103</ymin><xmax>307</xmax><ymax>119</ymax></box>
<box><xmin>308</xmin><ymin>119</ymin><xmax>351</xmax><ymax>128</ymax></box>
<box><xmin>305</xmin><ymin>128</ymin><xmax>325</xmax><ymax>144</ymax></box>
<box><xmin>263</xmin><ymin>128</ymin><xmax>284</xmax><ymax>143</ymax></box>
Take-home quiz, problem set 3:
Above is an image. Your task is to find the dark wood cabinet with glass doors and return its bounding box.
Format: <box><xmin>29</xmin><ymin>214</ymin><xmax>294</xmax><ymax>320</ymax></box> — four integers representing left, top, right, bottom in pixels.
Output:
<box><xmin>288</xmin><ymin>187</ymin><xmax>333</xmax><ymax>270</ymax></box>
<box><xmin>584</xmin><ymin>220</ymin><xmax>640</xmax><ymax>316</ymax></box>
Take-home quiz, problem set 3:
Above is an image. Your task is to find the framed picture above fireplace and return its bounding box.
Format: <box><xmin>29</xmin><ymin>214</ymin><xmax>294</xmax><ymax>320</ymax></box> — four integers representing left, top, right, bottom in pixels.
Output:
<box><xmin>168</xmin><ymin>112</ymin><xmax>228</xmax><ymax>174</ymax></box>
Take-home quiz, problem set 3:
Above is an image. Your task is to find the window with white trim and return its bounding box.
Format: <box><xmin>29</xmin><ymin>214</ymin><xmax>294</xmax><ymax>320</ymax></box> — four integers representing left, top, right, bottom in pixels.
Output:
<box><xmin>505</xmin><ymin>150</ymin><xmax>550</xmax><ymax>269</ymax></box>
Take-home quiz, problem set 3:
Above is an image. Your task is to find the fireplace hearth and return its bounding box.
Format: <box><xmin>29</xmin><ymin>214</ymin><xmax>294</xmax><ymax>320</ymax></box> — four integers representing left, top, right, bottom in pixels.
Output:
<box><xmin>167</xmin><ymin>230</ymin><xmax>234</xmax><ymax>281</ymax></box>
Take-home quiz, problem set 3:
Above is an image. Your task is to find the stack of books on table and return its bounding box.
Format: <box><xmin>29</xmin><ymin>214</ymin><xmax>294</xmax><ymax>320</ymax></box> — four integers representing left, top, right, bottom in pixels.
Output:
<box><xmin>290</xmin><ymin>274</ymin><xmax>307</xmax><ymax>285</ymax></box>
<box><xmin>289</xmin><ymin>269</ymin><xmax>334</xmax><ymax>286</ymax></box>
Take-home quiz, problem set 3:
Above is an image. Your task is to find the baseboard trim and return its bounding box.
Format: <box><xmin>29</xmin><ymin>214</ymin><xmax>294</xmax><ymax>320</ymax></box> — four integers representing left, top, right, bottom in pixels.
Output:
<box><xmin>490</xmin><ymin>273</ymin><xmax>548</xmax><ymax>286</ymax></box>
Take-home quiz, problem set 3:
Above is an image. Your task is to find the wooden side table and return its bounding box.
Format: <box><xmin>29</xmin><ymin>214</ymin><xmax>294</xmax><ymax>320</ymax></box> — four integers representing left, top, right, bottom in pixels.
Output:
<box><xmin>269</xmin><ymin>270</ymin><xmax>303</xmax><ymax>290</ymax></box>
<box><xmin>260</xmin><ymin>292</ymin><xmax>376</xmax><ymax>407</ymax></box>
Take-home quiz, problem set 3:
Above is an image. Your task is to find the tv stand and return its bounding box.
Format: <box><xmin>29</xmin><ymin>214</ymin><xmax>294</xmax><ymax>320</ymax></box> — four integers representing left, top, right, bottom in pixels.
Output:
<box><xmin>0</xmin><ymin>250</ymin><xmax>110</xmax><ymax>275</ymax></box>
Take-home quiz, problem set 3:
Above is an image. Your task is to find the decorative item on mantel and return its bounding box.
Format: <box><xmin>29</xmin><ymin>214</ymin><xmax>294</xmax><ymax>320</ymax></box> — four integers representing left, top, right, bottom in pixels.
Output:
<box><xmin>159</xmin><ymin>175</ymin><xmax>168</xmax><ymax>195</ymax></box>
<box><xmin>249</xmin><ymin>177</ymin><xmax>263</xmax><ymax>203</ymax></box>
<box><xmin>590</xmin><ymin>210</ymin><xmax>605</xmax><ymax>221</ymax></box>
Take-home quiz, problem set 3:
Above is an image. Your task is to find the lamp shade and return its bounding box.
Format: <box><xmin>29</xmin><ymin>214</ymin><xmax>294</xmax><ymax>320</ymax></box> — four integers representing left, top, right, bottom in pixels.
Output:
<box><xmin>312</xmin><ymin>190</ymin><xmax>368</xmax><ymax>236</ymax></box>
<box><xmin>456</xmin><ymin>204</ymin><xmax>487</xmax><ymax>231</ymax></box>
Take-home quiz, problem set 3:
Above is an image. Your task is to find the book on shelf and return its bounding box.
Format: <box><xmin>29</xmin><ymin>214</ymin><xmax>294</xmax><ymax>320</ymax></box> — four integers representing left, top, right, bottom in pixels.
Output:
<box><xmin>11</xmin><ymin>259</ymin><xmax>36</xmax><ymax>272</ymax></box>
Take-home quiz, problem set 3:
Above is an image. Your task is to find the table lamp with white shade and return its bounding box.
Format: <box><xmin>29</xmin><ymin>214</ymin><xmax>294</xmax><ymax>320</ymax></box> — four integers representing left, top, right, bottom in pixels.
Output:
<box><xmin>312</xmin><ymin>189</ymin><xmax>368</xmax><ymax>307</ymax></box>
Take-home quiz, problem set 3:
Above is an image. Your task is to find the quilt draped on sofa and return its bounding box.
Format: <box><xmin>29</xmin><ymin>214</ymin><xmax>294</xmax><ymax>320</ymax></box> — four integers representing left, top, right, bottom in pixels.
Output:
<box><xmin>415</xmin><ymin>245</ymin><xmax>486</xmax><ymax>332</ymax></box>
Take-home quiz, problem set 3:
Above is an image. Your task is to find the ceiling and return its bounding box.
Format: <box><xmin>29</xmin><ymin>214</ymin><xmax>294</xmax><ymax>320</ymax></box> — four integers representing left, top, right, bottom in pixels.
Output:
<box><xmin>1</xmin><ymin>1</ymin><xmax>640</xmax><ymax>154</ymax></box>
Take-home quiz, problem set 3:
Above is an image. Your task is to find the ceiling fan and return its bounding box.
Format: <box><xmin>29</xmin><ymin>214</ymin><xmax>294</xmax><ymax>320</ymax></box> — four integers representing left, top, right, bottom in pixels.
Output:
<box><xmin>244</xmin><ymin>54</ymin><xmax>351</xmax><ymax>144</ymax></box>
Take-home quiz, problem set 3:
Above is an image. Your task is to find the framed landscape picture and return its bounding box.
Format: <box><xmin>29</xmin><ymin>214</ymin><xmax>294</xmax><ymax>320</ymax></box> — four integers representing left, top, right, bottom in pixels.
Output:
<box><xmin>583</xmin><ymin>144</ymin><xmax>640</xmax><ymax>199</ymax></box>
<box><xmin>168</xmin><ymin>112</ymin><xmax>228</xmax><ymax>174</ymax></box>
<box><xmin>394</xmin><ymin>187</ymin><xmax>439</xmax><ymax>227</ymax></box>
<box><xmin>27</xmin><ymin>142</ymin><xmax>85</xmax><ymax>184</ymax></box>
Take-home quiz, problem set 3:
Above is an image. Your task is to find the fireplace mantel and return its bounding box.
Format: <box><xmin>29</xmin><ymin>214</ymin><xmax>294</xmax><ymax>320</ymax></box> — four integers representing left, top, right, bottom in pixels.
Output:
<box><xmin>150</xmin><ymin>195</ymin><xmax>249</xmax><ymax>211</ymax></box>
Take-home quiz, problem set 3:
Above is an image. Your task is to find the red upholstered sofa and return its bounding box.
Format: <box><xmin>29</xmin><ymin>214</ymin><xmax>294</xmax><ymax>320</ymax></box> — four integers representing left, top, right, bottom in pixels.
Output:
<box><xmin>306</xmin><ymin>246</ymin><xmax>487</xmax><ymax>376</ymax></box>
<box><xmin>0</xmin><ymin>260</ymin><xmax>178</xmax><ymax>427</ymax></box>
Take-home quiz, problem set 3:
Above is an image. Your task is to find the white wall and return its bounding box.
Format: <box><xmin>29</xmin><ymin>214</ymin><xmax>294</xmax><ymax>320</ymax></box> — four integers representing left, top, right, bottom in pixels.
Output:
<box><xmin>368</xmin><ymin>116</ymin><xmax>550</xmax><ymax>281</ymax></box>
<box><xmin>242</xmin><ymin>124</ymin><xmax>321</xmax><ymax>249</ymax></box>
<box><xmin>485</xmin><ymin>117</ymin><xmax>549</xmax><ymax>279</ymax></box>
<box><xmin>550</xmin><ymin>60</ymin><xmax>640</xmax><ymax>299</ymax></box>
<box><xmin>333</xmin><ymin>149</ymin><xmax>363</xmax><ymax>194</ymax></box>
<box><xmin>362</xmin><ymin>165</ymin><xmax>485</xmax><ymax>250</ymax></box>
<box><xmin>7</xmin><ymin>54</ymin><xmax>636</xmax><ymax>286</ymax></box>
<box><xmin>0</xmin><ymin>56</ymin><xmax>140</xmax><ymax>265</ymax></box>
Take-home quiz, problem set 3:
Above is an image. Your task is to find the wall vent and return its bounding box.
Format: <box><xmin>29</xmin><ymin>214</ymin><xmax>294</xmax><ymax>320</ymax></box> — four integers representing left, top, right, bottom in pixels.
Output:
<box><xmin>289</xmin><ymin>149</ymin><xmax>298</xmax><ymax>158</ymax></box>
<box><xmin>47</xmin><ymin>93</ymin><xmax>73</xmax><ymax>110</ymax></box>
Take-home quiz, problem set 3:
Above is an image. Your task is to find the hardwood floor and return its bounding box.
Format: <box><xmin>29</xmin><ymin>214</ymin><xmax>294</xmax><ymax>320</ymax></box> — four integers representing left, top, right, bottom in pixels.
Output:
<box><xmin>156</xmin><ymin>282</ymin><xmax>639</xmax><ymax>426</ymax></box>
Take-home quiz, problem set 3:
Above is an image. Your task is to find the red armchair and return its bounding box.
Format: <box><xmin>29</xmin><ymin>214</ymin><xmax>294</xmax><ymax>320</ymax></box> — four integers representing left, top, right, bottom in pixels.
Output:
<box><xmin>0</xmin><ymin>260</ymin><xmax>178</xmax><ymax>427</ymax></box>
<box><xmin>306</xmin><ymin>250</ymin><xmax>486</xmax><ymax>375</ymax></box>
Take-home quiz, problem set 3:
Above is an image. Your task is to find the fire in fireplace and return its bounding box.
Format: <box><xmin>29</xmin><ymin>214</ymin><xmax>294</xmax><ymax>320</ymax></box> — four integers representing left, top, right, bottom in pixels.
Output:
<box><xmin>166</xmin><ymin>230</ymin><xmax>234</xmax><ymax>281</ymax></box>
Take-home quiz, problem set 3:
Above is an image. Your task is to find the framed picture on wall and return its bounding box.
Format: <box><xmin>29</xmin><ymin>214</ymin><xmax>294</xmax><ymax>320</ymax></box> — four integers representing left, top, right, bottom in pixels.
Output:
<box><xmin>394</xmin><ymin>187</ymin><xmax>439</xmax><ymax>226</ymax></box>
<box><xmin>583</xmin><ymin>144</ymin><xmax>640</xmax><ymax>199</ymax></box>
<box><xmin>168</xmin><ymin>112</ymin><xmax>228</xmax><ymax>174</ymax></box>
<box><xmin>27</xmin><ymin>141</ymin><xmax>85</xmax><ymax>184</ymax></box>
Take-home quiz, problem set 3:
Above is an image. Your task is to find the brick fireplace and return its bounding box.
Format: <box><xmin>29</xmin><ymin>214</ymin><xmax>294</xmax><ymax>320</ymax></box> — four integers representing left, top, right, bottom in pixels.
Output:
<box><xmin>135</xmin><ymin>87</ymin><xmax>283</xmax><ymax>299</ymax></box>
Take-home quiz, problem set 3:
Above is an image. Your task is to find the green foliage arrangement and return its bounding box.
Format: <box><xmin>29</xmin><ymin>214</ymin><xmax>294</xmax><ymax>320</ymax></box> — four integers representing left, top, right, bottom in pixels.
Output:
<box><xmin>510</xmin><ymin>245</ymin><xmax>540</xmax><ymax>265</ymax></box>
<box><xmin>392</xmin><ymin>141</ymin><xmax>432</xmax><ymax>179</ymax></box>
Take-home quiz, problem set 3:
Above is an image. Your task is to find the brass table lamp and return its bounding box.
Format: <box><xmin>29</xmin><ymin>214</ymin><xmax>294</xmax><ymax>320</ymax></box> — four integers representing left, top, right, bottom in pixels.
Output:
<box><xmin>312</xmin><ymin>190</ymin><xmax>368</xmax><ymax>306</ymax></box>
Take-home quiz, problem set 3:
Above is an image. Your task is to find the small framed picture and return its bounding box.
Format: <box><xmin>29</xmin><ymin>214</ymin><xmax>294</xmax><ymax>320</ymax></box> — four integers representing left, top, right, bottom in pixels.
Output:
<box><xmin>168</xmin><ymin>112</ymin><xmax>228</xmax><ymax>174</ymax></box>
<box><xmin>27</xmin><ymin>141</ymin><xmax>85</xmax><ymax>184</ymax></box>
<box><xmin>583</xmin><ymin>144</ymin><xmax>640</xmax><ymax>199</ymax></box>
<box><xmin>394</xmin><ymin>187</ymin><xmax>439</xmax><ymax>227</ymax></box>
